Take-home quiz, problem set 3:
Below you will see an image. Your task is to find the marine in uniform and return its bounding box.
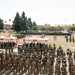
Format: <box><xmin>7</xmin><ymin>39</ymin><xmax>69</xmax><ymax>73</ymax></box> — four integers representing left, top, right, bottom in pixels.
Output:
<box><xmin>61</xmin><ymin>64</ymin><xmax>67</xmax><ymax>75</ymax></box>
<box><xmin>55</xmin><ymin>62</ymin><xmax>60</xmax><ymax>75</ymax></box>
<box><xmin>25</xmin><ymin>58</ymin><xmax>30</xmax><ymax>73</ymax></box>
<box><xmin>45</xmin><ymin>59</ymin><xmax>52</xmax><ymax>75</ymax></box>
<box><xmin>31</xmin><ymin>60</ymin><xmax>36</xmax><ymax>75</ymax></box>
<box><xmin>37</xmin><ymin>60</ymin><xmax>42</xmax><ymax>74</ymax></box>
<box><xmin>71</xmin><ymin>65</ymin><xmax>75</xmax><ymax>75</ymax></box>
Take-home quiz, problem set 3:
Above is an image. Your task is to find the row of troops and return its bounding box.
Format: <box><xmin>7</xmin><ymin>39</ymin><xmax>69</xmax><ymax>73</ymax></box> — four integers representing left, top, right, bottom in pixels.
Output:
<box><xmin>0</xmin><ymin>41</ymin><xmax>16</xmax><ymax>52</ymax></box>
<box><xmin>0</xmin><ymin>43</ymin><xmax>75</xmax><ymax>75</ymax></box>
<box><xmin>19</xmin><ymin>42</ymin><xmax>75</xmax><ymax>58</ymax></box>
<box><xmin>18</xmin><ymin>42</ymin><xmax>56</xmax><ymax>54</ymax></box>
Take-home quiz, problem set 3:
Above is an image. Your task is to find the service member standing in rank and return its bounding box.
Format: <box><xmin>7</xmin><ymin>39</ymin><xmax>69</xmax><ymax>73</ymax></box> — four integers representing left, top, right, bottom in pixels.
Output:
<box><xmin>13</xmin><ymin>57</ymin><xmax>18</xmax><ymax>72</ymax></box>
<box><xmin>55</xmin><ymin>62</ymin><xmax>60</xmax><ymax>75</ymax></box>
<box><xmin>0</xmin><ymin>42</ymin><xmax>1</xmax><ymax>49</ymax></box>
<box><xmin>0</xmin><ymin>57</ymin><xmax>1</xmax><ymax>71</ymax></box>
<box><xmin>17</xmin><ymin>57</ymin><xmax>23</xmax><ymax>73</ymax></box>
<box><xmin>74</xmin><ymin>52</ymin><xmax>75</xmax><ymax>61</ymax></box>
<box><xmin>25</xmin><ymin>58</ymin><xmax>30</xmax><ymax>73</ymax></box>
<box><xmin>61</xmin><ymin>64</ymin><xmax>67</xmax><ymax>75</ymax></box>
<box><xmin>70</xmin><ymin>65</ymin><xmax>75</xmax><ymax>75</ymax></box>
<box><xmin>72</xmin><ymin>65</ymin><xmax>75</xmax><ymax>75</ymax></box>
<box><xmin>45</xmin><ymin>59</ymin><xmax>52</xmax><ymax>75</ymax></box>
<box><xmin>1</xmin><ymin>42</ymin><xmax>3</xmax><ymax>49</ymax></box>
<box><xmin>37</xmin><ymin>60</ymin><xmax>42</xmax><ymax>75</ymax></box>
<box><xmin>31</xmin><ymin>60</ymin><xmax>36</xmax><ymax>75</ymax></box>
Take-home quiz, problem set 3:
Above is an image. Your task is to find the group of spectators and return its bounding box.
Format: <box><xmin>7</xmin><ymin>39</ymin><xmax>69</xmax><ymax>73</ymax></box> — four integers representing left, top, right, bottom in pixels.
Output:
<box><xmin>0</xmin><ymin>42</ymin><xmax>75</xmax><ymax>75</ymax></box>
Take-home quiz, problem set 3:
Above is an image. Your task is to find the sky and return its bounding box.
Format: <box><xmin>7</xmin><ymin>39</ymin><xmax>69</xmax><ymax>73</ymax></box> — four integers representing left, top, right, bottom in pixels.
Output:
<box><xmin>0</xmin><ymin>0</ymin><xmax>75</xmax><ymax>25</ymax></box>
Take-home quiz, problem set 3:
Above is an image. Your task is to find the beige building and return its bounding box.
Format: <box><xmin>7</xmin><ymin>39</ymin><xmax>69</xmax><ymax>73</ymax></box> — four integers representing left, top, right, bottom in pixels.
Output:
<box><xmin>4</xmin><ymin>24</ymin><xmax>12</xmax><ymax>30</ymax></box>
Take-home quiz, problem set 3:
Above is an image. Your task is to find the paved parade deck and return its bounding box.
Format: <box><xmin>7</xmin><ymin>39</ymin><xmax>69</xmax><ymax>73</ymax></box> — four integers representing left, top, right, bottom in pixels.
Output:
<box><xmin>0</xmin><ymin>35</ymin><xmax>75</xmax><ymax>75</ymax></box>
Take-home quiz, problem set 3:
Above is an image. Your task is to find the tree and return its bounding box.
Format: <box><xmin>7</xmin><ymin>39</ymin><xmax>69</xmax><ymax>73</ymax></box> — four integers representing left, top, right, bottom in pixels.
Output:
<box><xmin>56</xmin><ymin>26</ymin><xmax>64</xmax><ymax>31</ymax></box>
<box><xmin>72</xmin><ymin>24</ymin><xmax>75</xmax><ymax>26</ymax></box>
<box><xmin>32</xmin><ymin>26</ymin><xmax>38</xmax><ymax>30</ymax></box>
<box><xmin>50</xmin><ymin>26</ymin><xmax>55</xmax><ymax>31</ymax></box>
<box><xmin>20</xmin><ymin>11</ymin><xmax>27</xmax><ymax>31</ymax></box>
<box><xmin>27</xmin><ymin>18</ymin><xmax>32</xmax><ymax>29</ymax></box>
<box><xmin>12</xmin><ymin>12</ymin><xmax>21</xmax><ymax>32</ymax></box>
<box><xmin>25</xmin><ymin>17</ymin><xmax>29</xmax><ymax>30</ymax></box>
<box><xmin>12</xmin><ymin>11</ymin><xmax>37</xmax><ymax>31</ymax></box>
<box><xmin>32</xmin><ymin>21</ymin><xmax>37</xmax><ymax>30</ymax></box>
<box><xmin>68</xmin><ymin>26</ymin><xmax>75</xmax><ymax>31</ymax></box>
<box><xmin>40</xmin><ymin>27</ymin><xmax>47</xmax><ymax>30</ymax></box>
<box><xmin>0</xmin><ymin>18</ymin><xmax>4</xmax><ymax>30</ymax></box>
<box><xmin>32</xmin><ymin>21</ymin><xmax>37</xmax><ymax>26</ymax></box>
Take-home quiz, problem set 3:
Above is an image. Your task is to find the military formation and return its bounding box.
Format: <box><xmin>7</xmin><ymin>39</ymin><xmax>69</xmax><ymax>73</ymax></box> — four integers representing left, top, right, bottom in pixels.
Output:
<box><xmin>0</xmin><ymin>41</ymin><xmax>16</xmax><ymax>53</ymax></box>
<box><xmin>0</xmin><ymin>42</ymin><xmax>75</xmax><ymax>75</ymax></box>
